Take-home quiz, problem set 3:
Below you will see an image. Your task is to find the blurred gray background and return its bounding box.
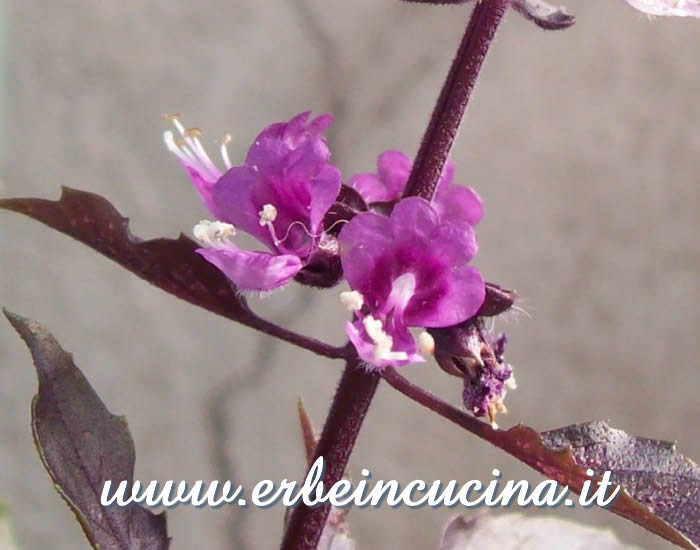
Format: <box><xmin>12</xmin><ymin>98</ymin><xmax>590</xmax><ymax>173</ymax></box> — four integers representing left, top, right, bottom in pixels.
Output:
<box><xmin>0</xmin><ymin>1</ymin><xmax>698</xmax><ymax>549</ymax></box>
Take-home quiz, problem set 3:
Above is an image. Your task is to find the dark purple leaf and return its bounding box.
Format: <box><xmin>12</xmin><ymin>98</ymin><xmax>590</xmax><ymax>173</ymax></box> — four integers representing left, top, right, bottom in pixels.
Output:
<box><xmin>0</xmin><ymin>187</ymin><xmax>252</xmax><ymax>321</ymax></box>
<box><xmin>542</xmin><ymin>421</ymin><xmax>700</xmax><ymax>548</ymax></box>
<box><xmin>3</xmin><ymin>310</ymin><xmax>170</xmax><ymax>550</ymax></box>
<box><xmin>382</xmin><ymin>370</ymin><xmax>698</xmax><ymax>550</ymax></box>
<box><xmin>490</xmin><ymin>424</ymin><xmax>697</xmax><ymax>549</ymax></box>
<box><xmin>439</xmin><ymin>513</ymin><xmax>640</xmax><ymax>549</ymax></box>
<box><xmin>0</xmin><ymin>187</ymin><xmax>346</xmax><ymax>358</ymax></box>
<box><xmin>488</xmin><ymin>424</ymin><xmax>698</xmax><ymax>549</ymax></box>
<box><xmin>512</xmin><ymin>0</ymin><xmax>576</xmax><ymax>30</ymax></box>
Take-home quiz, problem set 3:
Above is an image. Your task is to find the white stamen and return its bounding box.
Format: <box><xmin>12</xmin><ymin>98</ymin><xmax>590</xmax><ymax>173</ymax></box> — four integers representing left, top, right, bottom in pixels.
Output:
<box><xmin>259</xmin><ymin>203</ymin><xmax>278</xmax><ymax>226</ymax></box>
<box><xmin>363</xmin><ymin>316</ymin><xmax>385</xmax><ymax>343</ymax></box>
<box><xmin>417</xmin><ymin>331</ymin><xmax>435</xmax><ymax>355</ymax></box>
<box><xmin>340</xmin><ymin>291</ymin><xmax>364</xmax><ymax>312</ymax></box>
<box><xmin>505</xmin><ymin>375</ymin><xmax>518</xmax><ymax>390</ymax></box>
<box><xmin>163</xmin><ymin>114</ymin><xmax>231</xmax><ymax>182</ymax></box>
<box><xmin>193</xmin><ymin>220</ymin><xmax>236</xmax><ymax>247</ymax></box>
<box><xmin>362</xmin><ymin>315</ymin><xmax>408</xmax><ymax>362</ymax></box>
<box><xmin>220</xmin><ymin>134</ymin><xmax>232</xmax><ymax>170</ymax></box>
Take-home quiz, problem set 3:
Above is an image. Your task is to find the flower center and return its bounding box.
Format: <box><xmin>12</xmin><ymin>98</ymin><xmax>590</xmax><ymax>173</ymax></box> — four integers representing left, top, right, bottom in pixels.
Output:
<box><xmin>386</xmin><ymin>272</ymin><xmax>416</xmax><ymax>313</ymax></box>
<box><xmin>362</xmin><ymin>315</ymin><xmax>408</xmax><ymax>363</ymax></box>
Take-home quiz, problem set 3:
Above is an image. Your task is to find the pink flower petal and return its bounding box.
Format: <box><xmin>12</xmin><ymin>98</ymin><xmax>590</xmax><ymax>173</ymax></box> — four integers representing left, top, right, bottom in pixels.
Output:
<box><xmin>197</xmin><ymin>246</ymin><xmax>303</xmax><ymax>291</ymax></box>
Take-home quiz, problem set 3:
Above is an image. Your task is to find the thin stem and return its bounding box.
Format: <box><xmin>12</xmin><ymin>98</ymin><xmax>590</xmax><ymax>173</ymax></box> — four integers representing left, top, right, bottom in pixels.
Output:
<box><xmin>245</xmin><ymin>314</ymin><xmax>347</xmax><ymax>360</ymax></box>
<box><xmin>403</xmin><ymin>0</ymin><xmax>512</xmax><ymax>200</ymax></box>
<box><xmin>382</xmin><ymin>367</ymin><xmax>495</xmax><ymax>438</ymax></box>
<box><xmin>280</xmin><ymin>356</ymin><xmax>380</xmax><ymax>550</ymax></box>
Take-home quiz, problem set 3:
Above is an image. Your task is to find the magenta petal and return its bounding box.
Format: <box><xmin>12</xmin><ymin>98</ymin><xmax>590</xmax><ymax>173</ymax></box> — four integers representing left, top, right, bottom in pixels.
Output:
<box><xmin>245</xmin><ymin>112</ymin><xmax>334</xmax><ymax>179</ymax></box>
<box><xmin>309</xmin><ymin>164</ymin><xmax>342</xmax><ymax>232</ymax></box>
<box><xmin>183</xmin><ymin>164</ymin><xmax>218</xmax><ymax>216</ymax></box>
<box><xmin>390</xmin><ymin>197</ymin><xmax>440</xmax><ymax>241</ymax></box>
<box><xmin>338</xmin><ymin>211</ymin><xmax>393</xmax><ymax>294</ymax></box>
<box><xmin>347</xmin><ymin>173</ymin><xmax>383</xmax><ymax>203</ymax></box>
<box><xmin>390</xmin><ymin>197</ymin><xmax>477</xmax><ymax>263</ymax></box>
<box><xmin>348</xmin><ymin>150</ymin><xmax>411</xmax><ymax>203</ymax></box>
<box><xmin>197</xmin><ymin>246</ymin><xmax>302</xmax><ymax>291</ymax></box>
<box><xmin>345</xmin><ymin>320</ymin><xmax>379</xmax><ymax>365</ymax></box>
<box><xmin>434</xmin><ymin>220</ymin><xmax>478</xmax><ymax>264</ymax></box>
<box><xmin>345</xmin><ymin>319</ymin><xmax>424</xmax><ymax>369</ymax></box>
<box><xmin>212</xmin><ymin>166</ymin><xmax>274</xmax><ymax>249</ymax></box>
<box><xmin>433</xmin><ymin>180</ymin><xmax>484</xmax><ymax>226</ymax></box>
<box><xmin>376</xmin><ymin>150</ymin><xmax>412</xmax><ymax>199</ymax></box>
<box><xmin>244</xmin><ymin>115</ymin><xmax>308</xmax><ymax>177</ymax></box>
<box><xmin>405</xmin><ymin>265</ymin><xmax>485</xmax><ymax>327</ymax></box>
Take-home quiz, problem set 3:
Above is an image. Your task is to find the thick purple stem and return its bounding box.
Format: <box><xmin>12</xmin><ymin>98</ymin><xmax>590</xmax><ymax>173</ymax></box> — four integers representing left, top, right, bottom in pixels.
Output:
<box><xmin>403</xmin><ymin>0</ymin><xmax>512</xmax><ymax>200</ymax></box>
<box><xmin>279</xmin><ymin>356</ymin><xmax>380</xmax><ymax>550</ymax></box>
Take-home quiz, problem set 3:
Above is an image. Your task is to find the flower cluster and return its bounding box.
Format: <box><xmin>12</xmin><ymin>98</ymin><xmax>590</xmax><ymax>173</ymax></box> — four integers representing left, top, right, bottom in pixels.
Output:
<box><xmin>165</xmin><ymin>115</ymin><xmax>490</xmax><ymax>379</ymax></box>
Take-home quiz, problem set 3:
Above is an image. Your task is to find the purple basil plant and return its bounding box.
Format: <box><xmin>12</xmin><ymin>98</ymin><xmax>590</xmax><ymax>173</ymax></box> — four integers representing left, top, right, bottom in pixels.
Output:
<box><xmin>1</xmin><ymin>1</ymin><xmax>698</xmax><ymax>550</ymax></box>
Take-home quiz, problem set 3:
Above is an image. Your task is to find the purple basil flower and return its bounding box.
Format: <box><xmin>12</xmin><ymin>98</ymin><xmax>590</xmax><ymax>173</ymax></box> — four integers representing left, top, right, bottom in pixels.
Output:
<box><xmin>348</xmin><ymin>149</ymin><xmax>483</xmax><ymax>227</ymax></box>
<box><xmin>338</xmin><ymin>197</ymin><xmax>485</xmax><ymax>368</ymax></box>
<box><xmin>164</xmin><ymin>112</ymin><xmax>342</xmax><ymax>291</ymax></box>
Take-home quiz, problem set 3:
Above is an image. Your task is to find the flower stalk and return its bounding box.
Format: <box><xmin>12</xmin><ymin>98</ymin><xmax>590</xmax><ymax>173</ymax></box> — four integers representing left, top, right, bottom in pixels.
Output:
<box><xmin>281</xmin><ymin>2</ymin><xmax>512</xmax><ymax>547</ymax></box>
<box><xmin>403</xmin><ymin>0</ymin><xmax>512</xmax><ymax>201</ymax></box>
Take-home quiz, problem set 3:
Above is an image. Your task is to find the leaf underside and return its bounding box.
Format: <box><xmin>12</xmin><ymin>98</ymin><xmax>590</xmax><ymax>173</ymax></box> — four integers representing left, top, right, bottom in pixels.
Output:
<box><xmin>0</xmin><ymin>187</ymin><xmax>252</xmax><ymax>323</ymax></box>
<box><xmin>4</xmin><ymin>310</ymin><xmax>170</xmax><ymax>550</ymax></box>
<box><xmin>485</xmin><ymin>422</ymin><xmax>698</xmax><ymax>549</ymax></box>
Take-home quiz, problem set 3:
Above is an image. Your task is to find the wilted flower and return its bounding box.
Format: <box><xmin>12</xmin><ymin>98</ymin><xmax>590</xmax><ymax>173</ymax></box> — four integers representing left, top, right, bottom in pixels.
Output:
<box><xmin>338</xmin><ymin>197</ymin><xmax>485</xmax><ymax>368</ymax></box>
<box><xmin>430</xmin><ymin>319</ymin><xmax>516</xmax><ymax>428</ymax></box>
<box><xmin>622</xmin><ymin>0</ymin><xmax>700</xmax><ymax>16</ymax></box>
<box><xmin>165</xmin><ymin>112</ymin><xmax>342</xmax><ymax>291</ymax></box>
<box><xmin>348</xmin><ymin>149</ymin><xmax>483</xmax><ymax>228</ymax></box>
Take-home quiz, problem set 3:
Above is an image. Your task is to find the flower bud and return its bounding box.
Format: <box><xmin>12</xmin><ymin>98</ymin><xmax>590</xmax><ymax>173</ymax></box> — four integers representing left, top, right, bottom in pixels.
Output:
<box><xmin>476</xmin><ymin>282</ymin><xmax>516</xmax><ymax>317</ymax></box>
<box><xmin>293</xmin><ymin>243</ymin><xmax>343</xmax><ymax>288</ymax></box>
<box><xmin>322</xmin><ymin>185</ymin><xmax>367</xmax><ymax>237</ymax></box>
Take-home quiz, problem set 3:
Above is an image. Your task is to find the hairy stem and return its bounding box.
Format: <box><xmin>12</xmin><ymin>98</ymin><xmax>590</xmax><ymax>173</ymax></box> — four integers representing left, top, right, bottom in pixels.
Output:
<box><xmin>246</xmin><ymin>315</ymin><xmax>347</xmax><ymax>360</ymax></box>
<box><xmin>279</xmin><ymin>356</ymin><xmax>380</xmax><ymax>550</ymax></box>
<box><xmin>382</xmin><ymin>367</ymin><xmax>493</xmax><ymax>438</ymax></box>
<box><xmin>403</xmin><ymin>0</ymin><xmax>512</xmax><ymax>200</ymax></box>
